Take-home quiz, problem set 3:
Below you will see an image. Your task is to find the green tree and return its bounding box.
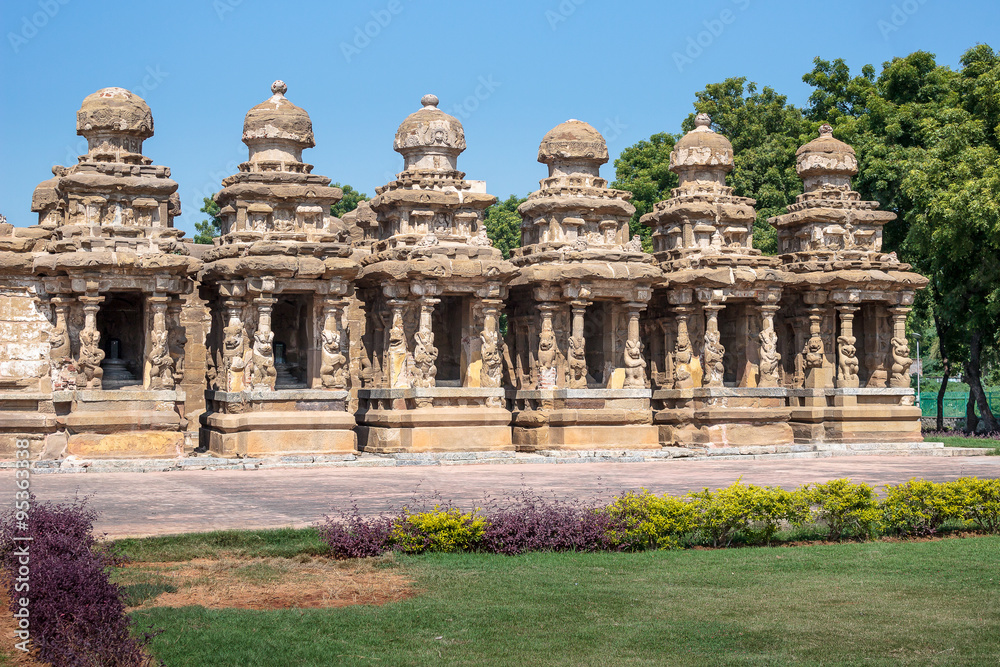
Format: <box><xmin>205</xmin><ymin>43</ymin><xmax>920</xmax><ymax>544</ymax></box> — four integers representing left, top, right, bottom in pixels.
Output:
<box><xmin>484</xmin><ymin>194</ymin><xmax>526</xmax><ymax>259</ymax></box>
<box><xmin>193</xmin><ymin>197</ymin><xmax>221</xmax><ymax>244</ymax></box>
<box><xmin>330</xmin><ymin>183</ymin><xmax>369</xmax><ymax>219</ymax></box>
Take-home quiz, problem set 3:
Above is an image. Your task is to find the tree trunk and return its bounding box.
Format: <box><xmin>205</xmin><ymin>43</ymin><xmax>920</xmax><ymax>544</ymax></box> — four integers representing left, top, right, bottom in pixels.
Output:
<box><xmin>965</xmin><ymin>392</ymin><xmax>979</xmax><ymax>434</ymax></box>
<box><xmin>937</xmin><ymin>362</ymin><xmax>950</xmax><ymax>432</ymax></box>
<box><xmin>963</xmin><ymin>330</ymin><xmax>1000</xmax><ymax>433</ymax></box>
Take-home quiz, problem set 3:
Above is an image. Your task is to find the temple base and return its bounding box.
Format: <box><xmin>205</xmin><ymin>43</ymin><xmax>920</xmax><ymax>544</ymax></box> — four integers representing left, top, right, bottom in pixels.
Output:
<box><xmin>654</xmin><ymin>387</ymin><xmax>793</xmax><ymax>449</ymax></box>
<box><xmin>356</xmin><ymin>388</ymin><xmax>513</xmax><ymax>453</ymax></box>
<box><xmin>788</xmin><ymin>388</ymin><xmax>922</xmax><ymax>444</ymax></box>
<box><xmin>511</xmin><ymin>389</ymin><xmax>659</xmax><ymax>452</ymax></box>
<box><xmin>202</xmin><ymin>389</ymin><xmax>357</xmax><ymax>457</ymax></box>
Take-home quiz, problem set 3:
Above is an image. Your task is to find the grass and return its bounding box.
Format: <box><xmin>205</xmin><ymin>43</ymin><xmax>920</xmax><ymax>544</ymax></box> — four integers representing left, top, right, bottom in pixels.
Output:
<box><xmin>924</xmin><ymin>433</ymin><xmax>1000</xmax><ymax>454</ymax></box>
<box><xmin>125</xmin><ymin>536</ymin><xmax>1000</xmax><ymax>666</ymax></box>
<box><xmin>111</xmin><ymin>527</ymin><xmax>328</xmax><ymax>561</ymax></box>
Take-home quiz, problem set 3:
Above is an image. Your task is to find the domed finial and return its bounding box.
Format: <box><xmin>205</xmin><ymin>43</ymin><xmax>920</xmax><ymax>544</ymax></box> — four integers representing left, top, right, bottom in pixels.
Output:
<box><xmin>819</xmin><ymin>123</ymin><xmax>833</xmax><ymax>137</ymax></box>
<box><xmin>271</xmin><ymin>80</ymin><xmax>287</xmax><ymax>96</ymax></box>
<box><xmin>694</xmin><ymin>113</ymin><xmax>712</xmax><ymax>130</ymax></box>
<box><xmin>421</xmin><ymin>94</ymin><xmax>439</xmax><ymax>109</ymax></box>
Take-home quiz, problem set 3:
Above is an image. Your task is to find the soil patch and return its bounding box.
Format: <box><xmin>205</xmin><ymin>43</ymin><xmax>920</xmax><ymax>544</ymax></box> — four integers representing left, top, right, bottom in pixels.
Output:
<box><xmin>123</xmin><ymin>556</ymin><xmax>415</xmax><ymax>611</ymax></box>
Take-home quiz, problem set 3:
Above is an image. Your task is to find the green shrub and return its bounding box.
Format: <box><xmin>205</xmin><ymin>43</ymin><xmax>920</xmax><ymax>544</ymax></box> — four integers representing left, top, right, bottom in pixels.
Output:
<box><xmin>391</xmin><ymin>507</ymin><xmax>485</xmax><ymax>554</ymax></box>
<box><xmin>807</xmin><ymin>479</ymin><xmax>881</xmax><ymax>541</ymax></box>
<box><xmin>949</xmin><ymin>477</ymin><xmax>1000</xmax><ymax>533</ymax></box>
<box><xmin>687</xmin><ymin>481</ymin><xmax>810</xmax><ymax>547</ymax></box>
<box><xmin>881</xmin><ymin>478</ymin><xmax>967</xmax><ymax>536</ymax></box>
<box><xmin>604</xmin><ymin>491</ymin><xmax>696</xmax><ymax>551</ymax></box>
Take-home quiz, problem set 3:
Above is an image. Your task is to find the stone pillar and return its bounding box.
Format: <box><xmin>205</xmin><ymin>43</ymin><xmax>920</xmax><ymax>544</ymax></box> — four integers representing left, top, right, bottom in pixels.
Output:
<box><xmin>673</xmin><ymin>306</ymin><xmax>696</xmax><ymax>389</ymax></box>
<box><xmin>888</xmin><ymin>306</ymin><xmax>913</xmax><ymax>389</ymax></box>
<box><xmin>537</xmin><ymin>303</ymin><xmax>559</xmax><ymax>389</ymax></box>
<box><xmin>221</xmin><ymin>298</ymin><xmax>248</xmax><ymax>392</ymax></box>
<box><xmin>479</xmin><ymin>298</ymin><xmax>504</xmax><ymax>392</ymax></box>
<box><xmin>623</xmin><ymin>302</ymin><xmax>647</xmax><ymax>389</ymax></box>
<box><xmin>78</xmin><ymin>294</ymin><xmax>105</xmax><ymax>389</ymax></box>
<box><xmin>249</xmin><ymin>296</ymin><xmax>276</xmax><ymax>391</ymax></box>
<box><xmin>48</xmin><ymin>297</ymin><xmax>74</xmax><ymax>391</ymax></box>
<box><xmin>167</xmin><ymin>299</ymin><xmax>186</xmax><ymax>386</ymax></box>
<box><xmin>320</xmin><ymin>298</ymin><xmax>349</xmax><ymax>389</ymax></box>
<box><xmin>836</xmin><ymin>305</ymin><xmax>860</xmax><ymax>389</ymax></box>
<box><xmin>387</xmin><ymin>299</ymin><xmax>410</xmax><ymax>389</ymax></box>
<box><xmin>413</xmin><ymin>296</ymin><xmax>439</xmax><ymax>389</ymax></box>
<box><xmin>803</xmin><ymin>292</ymin><xmax>829</xmax><ymax>389</ymax></box>
<box><xmin>757</xmin><ymin>304</ymin><xmax>781</xmax><ymax>388</ymax></box>
<box><xmin>659</xmin><ymin>318</ymin><xmax>675</xmax><ymax>389</ymax></box>
<box><xmin>702</xmin><ymin>304</ymin><xmax>725</xmax><ymax>388</ymax></box>
<box><xmin>567</xmin><ymin>300</ymin><xmax>589</xmax><ymax>389</ymax></box>
<box><xmin>146</xmin><ymin>294</ymin><xmax>175</xmax><ymax>390</ymax></box>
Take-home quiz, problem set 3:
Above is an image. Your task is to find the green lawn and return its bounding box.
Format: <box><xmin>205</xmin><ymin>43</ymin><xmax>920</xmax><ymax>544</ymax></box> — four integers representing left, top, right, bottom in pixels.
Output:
<box><xmin>129</xmin><ymin>537</ymin><xmax>1000</xmax><ymax>666</ymax></box>
<box><xmin>926</xmin><ymin>434</ymin><xmax>1000</xmax><ymax>454</ymax></box>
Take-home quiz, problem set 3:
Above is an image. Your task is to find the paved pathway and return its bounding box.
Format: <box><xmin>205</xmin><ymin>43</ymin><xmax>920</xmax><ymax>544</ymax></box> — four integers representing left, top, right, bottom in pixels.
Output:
<box><xmin>2</xmin><ymin>456</ymin><xmax>998</xmax><ymax>538</ymax></box>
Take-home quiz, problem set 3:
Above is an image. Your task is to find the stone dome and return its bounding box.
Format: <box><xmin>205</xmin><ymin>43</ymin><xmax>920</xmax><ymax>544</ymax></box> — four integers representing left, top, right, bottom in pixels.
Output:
<box><xmin>796</xmin><ymin>124</ymin><xmax>858</xmax><ymax>180</ymax></box>
<box><xmin>393</xmin><ymin>94</ymin><xmax>466</xmax><ymax>155</ymax></box>
<box><xmin>76</xmin><ymin>87</ymin><xmax>153</xmax><ymax>139</ymax></box>
<box><xmin>669</xmin><ymin>113</ymin><xmax>733</xmax><ymax>174</ymax></box>
<box><xmin>242</xmin><ymin>81</ymin><xmax>315</xmax><ymax>149</ymax></box>
<box><xmin>537</xmin><ymin>119</ymin><xmax>608</xmax><ymax>165</ymax></box>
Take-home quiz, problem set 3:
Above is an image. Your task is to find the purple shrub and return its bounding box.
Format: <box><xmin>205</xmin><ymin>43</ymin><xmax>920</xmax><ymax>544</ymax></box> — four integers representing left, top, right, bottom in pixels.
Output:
<box><xmin>480</xmin><ymin>489</ymin><xmax>621</xmax><ymax>555</ymax></box>
<box><xmin>319</xmin><ymin>502</ymin><xmax>395</xmax><ymax>559</ymax></box>
<box><xmin>0</xmin><ymin>496</ymin><xmax>159</xmax><ymax>666</ymax></box>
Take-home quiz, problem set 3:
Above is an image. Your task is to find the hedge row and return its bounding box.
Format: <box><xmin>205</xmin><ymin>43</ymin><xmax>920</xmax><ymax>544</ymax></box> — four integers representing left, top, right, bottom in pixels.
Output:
<box><xmin>319</xmin><ymin>477</ymin><xmax>1000</xmax><ymax>558</ymax></box>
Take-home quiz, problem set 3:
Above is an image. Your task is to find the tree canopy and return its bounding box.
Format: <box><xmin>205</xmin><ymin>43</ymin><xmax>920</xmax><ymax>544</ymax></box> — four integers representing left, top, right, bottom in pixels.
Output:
<box><xmin>484</xmin><ymin>194</ymin><xmax>526</xmax><ymax>259</ymax></box>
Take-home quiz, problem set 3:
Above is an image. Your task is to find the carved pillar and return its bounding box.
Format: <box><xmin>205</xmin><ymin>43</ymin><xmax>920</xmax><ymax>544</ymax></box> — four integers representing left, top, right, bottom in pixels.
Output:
<box><xmin>567</xmin><ymin>300</ymin><xmax>589</xmax><ymax>389</ymax></box>
<box><xmin>78</xmin><ymin>294</ymin><xmax>105</xmax><ymax>389</ymax></box>
<box><xmin>479</xmin><ymin>298</ymin><xmax>504</xmax><ymax>393</ymax></box>
<box><xmin>146</xmin><ymin>294</ymin><xmax>175</xmax><ymax>390</ymax></box>
<box><xmin>757</xmin><ymin>304</ymin><xmax>781</xmax><ymax>388</ymax></box>
<box><xmin>673</xmin><ymin>306</ymin><xmax>696</xmax><ymax>389</ymax></box>
<box><xmin>320</xmin><ymin>299</ymin><xmax>349</xmax><ymax>389</ymax></box>
<box><xmin>167</xmin><ymin>299</ymin><xmax>186</xmax><ymax>386</ymax></box>
<box><xmin>888</xmin><ymin>306</ymin><xmax>913</xmax><ymax>389</ymax></box>
<box><xmin>412</xmin><ymin>296</ymin><xmax>439</xmax><ymax>390</ymax></box>
<box><xmin>537</xmin><ymin>303</ymin><xmax>559</xmax><ymax>389</ymax></box>
<box><xmin>387</xmin><ymin>299</ymin><xmax>411</xmax><ymax>389</ymax></box>
<box><xmin>702</xmin><ymin>303</ymin><xmax>725</xmax><ymax>388</ymax></box>
<box><xmin>249</xmin><ymin>296</ymin><xmax>276</xmax><ymax>391</ymax></box>
<box><xmin>803</xmin><ymin>292</ymin><xmax>829</xmax><ymax>389</ymax></box>
<box><xmin>659</xmin><ymin>318</ymin><xmax>675</xmax><ymax>389</ymax></box>
<box><xmin>623</xmin><ymin>302</ymin><xmax>647</xmax><ymax>389</ymax></box>
<box><xmin>48</xmin><ymin>297</ymin><xmax>73</xmax><ymax>391</ymax></box>
<box><xmin>836</xmin><ymin>305</ymin><xmax>860</xmax><ymax>388</ymax></box>
<box><xmin>221</xmin><ymin>298</ymin><xmax>248</xmax><ymax>392</ymax></box>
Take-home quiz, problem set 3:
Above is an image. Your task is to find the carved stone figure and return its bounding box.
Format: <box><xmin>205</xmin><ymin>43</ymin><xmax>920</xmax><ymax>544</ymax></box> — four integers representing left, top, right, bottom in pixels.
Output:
<box><xmin>412</xmin><ymin>330</ymin><xmax>438</xmax><ymax>388</ymax></box>
<box><xmin>148</xmin><ymin>328</ymin><xmax>175</xmax><ymax>390</ymax></box>
<box><xmin>703</xmin><ymin>330</ymin><xmax>725</xmax><ymax>386</ymax></box>
<box><xmin>537</xmin><ymin>329</ymin><xmax>558</xmax><ymax>389</ymax></box>
<box><xmin>78</xmin><ymin>328</ymin><xmax>105</xmax><ymax>389</ymax></box>
<box><xmin>222</xmin><ymin>322</ymin><xmax>247</xmax><ymax>389</ymax></box>
<box><xmin>674</xmin><ymin>329</ymin><xmax>694</xmax><ymax>388</ymax></box>
<box><xmin>168</xmin><ymin>319</ymin><xmax>187</xmax><ymax>384</ymax></box>
<box><xmin>804</xmin><ymin>336</ymin><xmax>825</xmax><ymax>369</ymax></box>
<box><xmin>889</xmin><ymin>336</ymin><xmax>912</xmax><ymax>388</ymax></box>
<box><xmin>320</xmin><ymin>328</ymin><xmax>348</xmax><ymax>389</ymax></box>
<box><xmin>250</xmin><ymin>328</ymin><xmax>276</xmax><ymax>390</ymax></box>
<box><xmin>837</xmin><ymin>335</ymin><xmax>859</xmax><ymax>382</ymax></box>
<box><xmin>480</xmin><ymin>329</ymin><xmax>503</xmax><ymax>389</ymax></box>
<box><xmin>623</xmin><ymin>338</ymin><xmax>647</xmax><ymax>388</ymax></box>
<box><xmin>758</xmin><ymin>327</ymin><xmax>781</xmax><ymax>386</ymax></box>
<box><xmin>568</xmin><ymin>335</ymin><xmax>587</xmax><ymax>389</ymax></box>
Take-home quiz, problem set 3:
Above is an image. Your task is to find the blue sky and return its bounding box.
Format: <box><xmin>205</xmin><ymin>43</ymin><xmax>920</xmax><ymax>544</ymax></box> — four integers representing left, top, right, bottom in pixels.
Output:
<box><xmin>1</xmin><ymin>0</ymin><xmax>996</xmax><ymax>237</ymax></box>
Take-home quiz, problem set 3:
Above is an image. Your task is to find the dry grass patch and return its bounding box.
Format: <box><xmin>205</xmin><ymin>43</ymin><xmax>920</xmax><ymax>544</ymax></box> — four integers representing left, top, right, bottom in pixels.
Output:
<box><xmin>123</xmin><ymin>555</ymin><xmax>415</xmax><ymax>611</ymax></box>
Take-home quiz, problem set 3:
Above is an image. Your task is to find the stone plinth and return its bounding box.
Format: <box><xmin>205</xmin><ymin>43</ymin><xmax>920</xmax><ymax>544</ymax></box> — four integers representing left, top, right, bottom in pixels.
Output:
<box><xmin>0</xmin><ymin>393</ymin><xmax>57</xmax><ymax>458</ymax></box>
<box><xmin>510</xmin><ymin>388</ymin><xmax>658</xmax><ymax>451</ymax></box>
<box><xmin>653</xmin><ymin>387</ymin><xmax>793</xmax><ymax>448</ymax></box>
<box><xmin>786</xmin><ymin>387</ymin><xmax>921</xmax><ymax>444</ymax></box>
<box><xmin>202</xmin><ymin>389</ymin><xmax>356</xmax><ymax>457</ymax></box>
<box><xmin>357</xmin><ymin>388</ymin><xmax>512</xmax><ymax>453</ymax></box>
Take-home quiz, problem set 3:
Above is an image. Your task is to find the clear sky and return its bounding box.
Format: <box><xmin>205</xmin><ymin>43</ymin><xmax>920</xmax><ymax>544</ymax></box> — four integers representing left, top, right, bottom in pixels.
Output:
<box><xmin>1</xmin><ymin>0</ymin><xmax>996</xmax><ymax>237</ymax></box>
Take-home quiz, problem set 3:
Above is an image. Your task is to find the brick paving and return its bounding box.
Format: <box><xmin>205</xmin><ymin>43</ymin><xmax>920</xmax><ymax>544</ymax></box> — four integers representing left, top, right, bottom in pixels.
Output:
<box><xmin>2</xmin><ymin>456</ymin><xmax>998</xmax><ymax>538</ymax></box>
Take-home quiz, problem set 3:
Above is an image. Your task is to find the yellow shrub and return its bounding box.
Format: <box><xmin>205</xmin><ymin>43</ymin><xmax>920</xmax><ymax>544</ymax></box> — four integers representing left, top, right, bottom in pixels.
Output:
<box><xmin>391</xmin><ymin>507</ymin><xmax>485</xmax><ymax>554</ymax></box>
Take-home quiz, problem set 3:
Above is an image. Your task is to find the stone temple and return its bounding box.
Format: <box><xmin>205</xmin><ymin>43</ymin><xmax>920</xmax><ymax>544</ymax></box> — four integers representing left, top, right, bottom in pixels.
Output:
<box><xmin>0</xmin><ymin>84</ymin><xmax>930</xmax><ymax>461</ymax></box>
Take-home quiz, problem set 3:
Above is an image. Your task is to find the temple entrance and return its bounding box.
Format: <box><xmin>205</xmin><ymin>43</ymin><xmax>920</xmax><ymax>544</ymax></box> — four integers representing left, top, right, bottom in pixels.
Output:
<box><xmin>584</xmin><ymin>302</ymin><xmax>609</xmax><ymax>387</ymax></box>
<box><xmin>97</xmin><ymin>292</ymin><xmax>144</xmax><ymax>389</ymax></box>
<box><xmin>431</xmin><ymin>296</ymin><xmax>462</xmax><ymax>386</ymax></box>
<box><xmin>272</xmin><ymin>295</ymin><xmax>310</xmax><ymax>389</ymax></box>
